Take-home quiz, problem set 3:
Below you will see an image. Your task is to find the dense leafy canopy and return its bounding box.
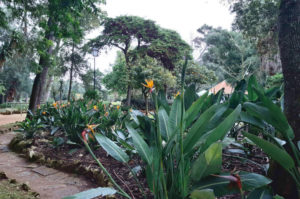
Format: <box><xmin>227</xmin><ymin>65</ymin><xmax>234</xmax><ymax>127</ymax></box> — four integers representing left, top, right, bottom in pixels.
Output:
<box><xmin>90</xmin><ymin>15</ymin><xmax>191</xmax><ymax>70</ymax></box>
<box><xmin>194</xmin><ymin>25</ymin><xmax>260</xmax><ymax>83</ymax></box>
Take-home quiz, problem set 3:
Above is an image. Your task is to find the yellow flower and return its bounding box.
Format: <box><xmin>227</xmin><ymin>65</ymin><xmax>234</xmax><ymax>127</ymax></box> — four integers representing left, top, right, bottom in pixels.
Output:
<box><xmin>42</xmin><ymin>111</ymin><xmax>46</xmax><ymax>115</ymax></box>
<box><xmin>117</xmin><ymin>105</ymin><xmax>120</xmax><ymax>110</ymax></box>
<box><xmin>104</xmin><ymin>112</ymin><xmax>109</xmax><ymax>117</ymax></box>
<box><xmin>142</xmin><ymin>79</ymin><xmax>154</xmax><ymax>89</ymax></box>
<box><xmin>93</xmin><ymin>105</ymin><xmax>98</xmax><ymax>111</ymax></box>
<box><xmin>53</xmin><ymin>102</ymin><xmax>57</xmax><ymax>108</ymax></box>
<box><xmin>87</xmin><ymin>124</ymin><xmax>97</xmax><ymax>134</ymax></box>
<box><xmin>174</xmin><ymin>91</ymin><xmax>180</xmax><ymax>98</ymax></box>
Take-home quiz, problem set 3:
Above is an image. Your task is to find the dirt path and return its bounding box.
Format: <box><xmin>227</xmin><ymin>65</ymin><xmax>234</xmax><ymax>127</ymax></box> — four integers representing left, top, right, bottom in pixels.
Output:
<box><xmin>0</xmin><ymin>132</ymin><xmax>96</xmax><ymax>199</ymax></box>
<box><xmin>0</xmin><ymin>114</ymin><xmax>26</xmax><ymax>126</ymax></box>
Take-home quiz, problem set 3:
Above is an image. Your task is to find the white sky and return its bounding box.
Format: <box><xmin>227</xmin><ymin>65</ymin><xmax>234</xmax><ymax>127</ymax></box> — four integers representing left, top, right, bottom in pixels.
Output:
<box><xmin>89</xmin><ymin>0</ymin><xmax>234</xmax><ymax>74</ymax></box>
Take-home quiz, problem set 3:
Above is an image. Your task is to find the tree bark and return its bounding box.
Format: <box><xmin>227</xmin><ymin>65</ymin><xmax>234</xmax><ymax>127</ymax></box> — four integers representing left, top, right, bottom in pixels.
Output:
<box><xmin>270</xmin><ymin>1</ymin><xmax>300</xmax><ymax>198</ymax></box>
<box><xmin>67</xmin><ymin>42</ymin><xmax>75</xmax><ymax>101</ymax></box>
<box><xmin>279</xmin><ymin>0</ymin><xmax>300</xmax><ymax>141</ymax></box>
<box><xmin>41</xmin><ymin>75</ymin><xmax>54</xmax><ymax>103</ymax></box>
<box><xmin>125</xmin><ymin>53</ymin><xmax>132</xmax><ymax>106</ymax></box>
<box><xmin>126</xmin><ymin>85</ymin><xmax>132</xmax><ymax>106</ymax></box>
<box><xmin>27</xmin><ymin>18</ymin><xmax>54</xmax><ymax>115</ymax></box>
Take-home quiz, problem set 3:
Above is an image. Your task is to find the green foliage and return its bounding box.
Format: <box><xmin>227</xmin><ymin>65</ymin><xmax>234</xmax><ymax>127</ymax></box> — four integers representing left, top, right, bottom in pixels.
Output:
<box><xmin>21</xmin><ymin>99</ymin><xmax>125</xmax><ymax>145</ymax></box>
<box><xmin>125</xmin><ymin>85</ymin><xmax>271</xmax><ymax>198</ymax></box>
<box><xmin>17</xmin><ymin>116</ymin><xmax>44</xmax><ymax>139</ymax></box>
<box><xmin>194</xmin><ymin>172</ymin><xmax>272</xmax><ymax>197</ymax></box>
<box><xmin>63</xmin><ymin>187</ymin><xmax>116</xmax><ymax>199</ymax></box>
<box><xmin>194</xmin><ymin>26</ymin><xmax>260</xmax><ymax>83</ymax></box>
<box><xmin>90</xmin><ymin>15</ymin><xmax>191</xmax><ymax>71</ymax></box>
<box><xmin>265</xmin><ymin>73</ymin><xmax>283</xmax><ymax>89</ymax></box>
<box><xmin>130</xmin><ymin>55</ymin><xmax>176</xmax><ymax>91</ymax></box>
<box><xmin>0</xmin><ymin>83</ymin><xmax>5</xmax><ymax>95</ymax></box>
<box><xmin>230</xmin><ymin>0</ymin><xmax>280</xmax><ymax>54</ymax></box>
<box><xmin>182</xmin><ymin>62</ymin><xmax>217</xmax><ymax>91</ymax></box>
<box><xmin>189</xmin><ymin>189</ymin><xmax>215</xmax><ymax>199</ymax></box>
<box><xmin>227</xmin><ymin>75</ymin><xmax>300</xmax><ymax>189</ymax></box>
<box><xmin>0</xmin><ymin>59</ymin><xmax>33</xmax><ymax>100</ymax></box>
<box><xmin>103</xmin><ymin>52</ymin><xmax>128</xmax><ymax>95</ymax></box>
<box><xmin>80</xmin><ymin>69</ymin><xmax>104</xmax><ymax>92</ymax></box>
<box><xmin>83</xmin><ymin>90</ymin><xmax>100</xmax><ymax>100</ymax></box>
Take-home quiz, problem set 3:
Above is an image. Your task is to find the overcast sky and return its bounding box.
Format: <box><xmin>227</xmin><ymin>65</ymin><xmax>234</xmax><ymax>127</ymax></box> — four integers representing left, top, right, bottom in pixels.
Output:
<box><xmin>89</xmin><ymin>0</ymin><xmax>234</xmax><ymax>74</ymax></box>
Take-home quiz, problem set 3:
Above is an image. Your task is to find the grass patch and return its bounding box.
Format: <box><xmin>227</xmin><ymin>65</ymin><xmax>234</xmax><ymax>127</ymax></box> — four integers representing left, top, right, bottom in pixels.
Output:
<box><xmin>0</xmin><ymin>180</ymin><xmax>38</xmax><ymax>199</ymax></box>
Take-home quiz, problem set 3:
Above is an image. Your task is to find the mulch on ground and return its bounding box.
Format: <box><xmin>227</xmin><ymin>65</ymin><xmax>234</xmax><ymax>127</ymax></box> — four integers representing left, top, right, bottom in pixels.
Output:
<box><xmin>31</xmin><ymin>133</ymin><xmax>151</xmax><ymax>199</ymax></box>
<box><xmin>12</xmin><ymin>130</ymin><xmax>268</xmax><ymax>199</ymax></box>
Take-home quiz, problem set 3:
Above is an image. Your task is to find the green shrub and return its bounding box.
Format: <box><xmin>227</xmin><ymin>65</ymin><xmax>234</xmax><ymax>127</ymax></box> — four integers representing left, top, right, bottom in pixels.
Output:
<box><xmin>83</xmin><ymin>89</ymin><xmax>100</xmax><ymax>100</ymax></box>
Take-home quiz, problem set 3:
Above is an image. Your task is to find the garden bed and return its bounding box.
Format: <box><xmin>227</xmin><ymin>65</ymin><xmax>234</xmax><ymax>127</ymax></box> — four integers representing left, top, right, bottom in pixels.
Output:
<box><xmin>9</xmin><ymin>132</ymin><xmax>151</xmax><ymax>199</ymax></box>
<box><xmin>9</xmin><ymin>131</ymin><xmax>268</xmax><ymax>199</ymax></box>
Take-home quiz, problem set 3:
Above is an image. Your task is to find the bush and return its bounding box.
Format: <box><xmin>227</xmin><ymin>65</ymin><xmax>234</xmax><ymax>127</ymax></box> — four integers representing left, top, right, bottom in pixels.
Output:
<box><xmin>83</xmin><ymin>89</ymin><xmax>100</xmax><ymax>100</ymax></box>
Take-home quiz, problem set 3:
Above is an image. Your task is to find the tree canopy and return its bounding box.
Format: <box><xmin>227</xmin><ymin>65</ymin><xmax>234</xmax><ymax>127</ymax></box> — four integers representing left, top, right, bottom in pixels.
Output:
<box><xmin>194</xmin><ymin>25</ymin><xmax>260</xmax><ymax>83</ymax></box>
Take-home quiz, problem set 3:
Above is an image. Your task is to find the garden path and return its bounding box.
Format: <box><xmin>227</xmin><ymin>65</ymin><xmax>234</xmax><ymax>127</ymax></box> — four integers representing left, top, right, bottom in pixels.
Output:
<box><xmin>0</xmin><ymin>114</ymin><xmax>26</xmax><ymax>126</ymax></box>
<box><xmin>0</xmin><ymin>132</ymin><xmax>96</xmax><ymax>199</ymax></box>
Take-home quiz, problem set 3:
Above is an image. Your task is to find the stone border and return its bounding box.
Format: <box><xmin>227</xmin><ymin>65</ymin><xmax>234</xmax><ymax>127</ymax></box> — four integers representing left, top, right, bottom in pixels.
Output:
<box><xmin>0</xmin><ymin>124</ymin><xmax>19</xmax><ymax>134</ymax></box>
<box><xmin>9</xmin><ymin>134</ymin><xmax>111</xmax><ymax>189</ymax></box>
<box><xmin>0</xmin><ymin>110</ymin><xmax>27</xmax><ymax>115</ymax></box>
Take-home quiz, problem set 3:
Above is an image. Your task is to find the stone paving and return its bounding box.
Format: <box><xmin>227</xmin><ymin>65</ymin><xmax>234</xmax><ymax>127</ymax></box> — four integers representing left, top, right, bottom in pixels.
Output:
<box><xmin>0</xmin><ymin>132</ymin><xmax>96</xmax><ymax>199</ymax></box>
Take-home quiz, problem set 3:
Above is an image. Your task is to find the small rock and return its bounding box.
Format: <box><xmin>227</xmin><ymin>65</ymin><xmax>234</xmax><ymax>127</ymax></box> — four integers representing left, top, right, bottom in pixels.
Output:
<box><xmin>0</xmin><ymin>171</ymin><xmax>7</xmax><ymax>179</ymax></box>
<box><xmin>9</xmin><ymin>179</ymin><xmax>17</xmax><ymax>184</ymax></box>
<box><xmin>21</xmin><ymin>183</ymin><xmax>30</xmax><ymax>191</ymax></box>
<box><xmin>31</xmin><ymin>191</ymin><xmax>40</xmax><ymax>198</ymax></box>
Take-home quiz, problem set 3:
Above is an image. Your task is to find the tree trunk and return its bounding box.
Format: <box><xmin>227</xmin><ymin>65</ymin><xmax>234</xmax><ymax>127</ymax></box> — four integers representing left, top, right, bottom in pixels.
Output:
<box><xmin>126</xmin><ymin>85</ymin><xmax>132</xmax><ymax>106</ymax></box>
<box><xmin>27</xmin><ymin>18</ymin><xmax>54</xmax><ymax>115</ymax></box>
<box><xmin>125</xmin><ymin>54</ymin><xmax>132</xmax><ymax>106</ymax></box>
<box><xmin>279</xmin><ymin>0</ymin><xmax>300</xmax><ymax>141</ymax></box>
<box><xmin>36</xmin><ymin>66</ymin><xmax>50</xmax><ymax>104</ymax></box>
<box><xmin>41</xmin><ymin>75</ymin><xmax>54</xmax><ymax>103</ymax></box>
<box><xmin>67</xmin><ymin>42</ymin><xmax>75</xmax><ymax>101</ymax></box>
<box><xmin>271</xmin><ymin>1</ymin><xmax>300</xmax><ymax>198</ymax></box>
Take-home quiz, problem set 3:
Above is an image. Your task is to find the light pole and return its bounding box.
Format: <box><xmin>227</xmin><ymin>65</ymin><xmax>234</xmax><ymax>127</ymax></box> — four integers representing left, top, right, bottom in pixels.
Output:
<box><xmin>92</xmin><ymin>47</ymin><xmax>99</xmax><ymax>91</ymax></box>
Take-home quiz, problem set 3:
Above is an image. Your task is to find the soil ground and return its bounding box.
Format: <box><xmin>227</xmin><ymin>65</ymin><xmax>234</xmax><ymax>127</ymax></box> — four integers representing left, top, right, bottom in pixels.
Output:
<box><xmin>0</xmin><ymin>114</ymin><xmax>268</xmax><ymax>199</ymax></box>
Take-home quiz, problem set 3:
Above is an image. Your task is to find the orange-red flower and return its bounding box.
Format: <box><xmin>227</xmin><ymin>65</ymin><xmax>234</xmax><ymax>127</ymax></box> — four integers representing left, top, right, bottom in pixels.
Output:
<box><xmin>82</xmin><ymin>130</ymin><xmax>88</xmax><ymax>142</ymax></box>
<box><xmin>212</xmin><ymin>173</ymin><xmax>242</xmax><ymax>190</ymax></box>
<box><xmin>53</xmin><ymin>102</ymin><xmax>58</xmax><ymax>109</ymax></box>
<box><xmin>42</xmin><ymin>111</ymin><xmax>46</xmax><ymax>115</ymax></box>
<box><xmin>87</xmin><ymin>124</ymin><xmax>97</xmax><ymax>134</ymax></box>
